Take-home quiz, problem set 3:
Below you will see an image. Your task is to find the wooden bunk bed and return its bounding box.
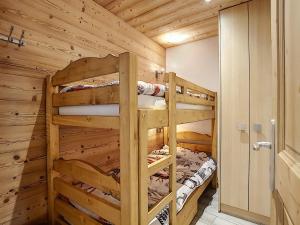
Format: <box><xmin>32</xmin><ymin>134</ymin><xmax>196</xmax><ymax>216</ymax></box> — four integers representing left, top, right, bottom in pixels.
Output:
<box><xmin>46</xmin><ymin>52</ymin><xmax>217</xmax><ymax>225</ymax></box>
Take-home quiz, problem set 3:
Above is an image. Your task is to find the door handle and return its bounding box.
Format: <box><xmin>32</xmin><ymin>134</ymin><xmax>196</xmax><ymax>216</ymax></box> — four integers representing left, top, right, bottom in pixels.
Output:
<box><xmin>253</xmin><ymin>141</ymin><xmax>272</xmax><ymax>151</ymax></box>
<box><xmin>252</xmin><ymin>120</ymin><xmax>276</xmax><ymax>191</ymax></box>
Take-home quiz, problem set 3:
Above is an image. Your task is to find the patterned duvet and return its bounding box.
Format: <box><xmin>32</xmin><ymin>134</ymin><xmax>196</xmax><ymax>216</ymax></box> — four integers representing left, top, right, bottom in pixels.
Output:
<box><xmin>66</xmin><ymin>146</ymin><xmax>216</xmax><ymax>225</ymax></box>
<box><xmin>60</xmin><ymin>80</ymin><xmax>210</xmax><ymax>100</ymax></box>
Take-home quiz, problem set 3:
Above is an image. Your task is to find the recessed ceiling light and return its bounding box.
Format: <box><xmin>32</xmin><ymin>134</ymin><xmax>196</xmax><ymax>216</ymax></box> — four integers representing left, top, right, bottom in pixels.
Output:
<box><xmin>205</xmin><ymin>0</ymin><xmax>212</xmax><ymax>2</ymax></box>
<box><xmin>162</xmin><ymin>33</ymin><xmax>188</xmax><ymax>44</ymax></box>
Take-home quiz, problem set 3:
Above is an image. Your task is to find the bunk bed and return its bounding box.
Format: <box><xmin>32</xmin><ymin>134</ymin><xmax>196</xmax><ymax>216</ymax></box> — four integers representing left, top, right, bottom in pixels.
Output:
<box><xmin>46</xmin><ymin>52</ymin><xmax>217</xmax><ymax>225</ymax></box>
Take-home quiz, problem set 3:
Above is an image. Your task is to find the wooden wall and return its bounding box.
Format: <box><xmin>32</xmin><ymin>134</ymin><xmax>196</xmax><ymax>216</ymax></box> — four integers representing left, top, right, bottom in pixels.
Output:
<box><xmin>0</xmin><ymin>0</ymin><xmax>165</xmax><ymax>224</ymax></box>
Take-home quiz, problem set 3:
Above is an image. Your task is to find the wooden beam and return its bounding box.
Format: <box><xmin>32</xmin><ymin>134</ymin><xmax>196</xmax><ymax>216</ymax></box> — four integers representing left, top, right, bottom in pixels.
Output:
<box><xmin>105</xmin><ymin>0</ymin><xmax>140</xmax><ymax>13</ymax></box>
<box><xmin>119</xmin><ymin>52</ymin><xmax>139</xmax><ymax>225</ymax></box>
<box><xmin>53</xmin><ymin>159</ymin><xmax>120</xmax><ymax>193</ymax></box>
<box><xmin>148</xmin><ymin>192</ymin><xmax>173</xmax><ymax>223</ymax></box>
<box><xmin>176</xmin><ymin>94</ymin><xmax>215</xmax><ymax>106</ymax></box>
<box><xmin>55</xmin><ymin>198</ymin><xmax>103</xmax><ymax>225</ymax></box>
<box><xmin>148</xmin><ymin>155</ymin><xmax>172</xmax><ymax>176</ymax></box>
<box><xmin>139</xmin><ymin>109</ymin><xmax>168</xmax><ymax>129</ymax></box>
<box><xmin>46</xmin><ymin>75</ymin><xmax>59</xmax><ymax>225</ymax></box>
<box><xmin>52</xmin><ymin>85</ymin><xmax>119</xmax><ymax>106</ymax></box>
<box><xmin>53</xmin><ymin>115</ymin><xmax>120</xmax><ymax>129</ymax></box>
<box><xmin>167</xmin><ymin>72</ymin><xmax>177</xmax><ymax>225</ymax></box>
<box><xmin>176</xmin><ymin>110</ymin><xmax>215</xmax><ymax>124</ymax></box>
<box><xmin>52</xmin><ymin>55</ymin><xmax>119</xmax><ymax>86</ymax></box>
<box><xmin>54</xmin><ymin>177</ymin><xmax>121</xmax><ymax>225</ymax></box>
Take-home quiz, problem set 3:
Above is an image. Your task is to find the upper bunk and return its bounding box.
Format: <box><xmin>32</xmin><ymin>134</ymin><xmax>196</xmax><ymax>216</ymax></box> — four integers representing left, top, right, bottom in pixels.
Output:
<box><xmin>48</xmin><ymin>52</ymin><xmax>217</xmax><ymax>130</ymax></box>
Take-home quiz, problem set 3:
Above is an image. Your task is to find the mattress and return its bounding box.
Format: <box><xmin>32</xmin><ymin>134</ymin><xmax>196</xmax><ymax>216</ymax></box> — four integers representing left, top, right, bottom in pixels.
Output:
<box><xmin>66</xmin><ymin>146</ymin><xmax>216</xmax><ymax>225</ymax></box>
<box><xmin>59</xmin><ymin>94</ymin><xmax>210</xmax><ymax>116</ymax></box>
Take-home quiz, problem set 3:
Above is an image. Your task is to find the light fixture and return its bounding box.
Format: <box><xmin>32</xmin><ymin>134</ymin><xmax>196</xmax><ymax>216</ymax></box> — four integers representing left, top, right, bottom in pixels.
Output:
<box><xmin>205</xmin><ymin>0</ymin><xmax>212</xmax><ymax>2</ymax></box>
<box><xmin>162</xmin><ymin>33</ymin><xmax>188</xmax><ymax>44</ymax></box>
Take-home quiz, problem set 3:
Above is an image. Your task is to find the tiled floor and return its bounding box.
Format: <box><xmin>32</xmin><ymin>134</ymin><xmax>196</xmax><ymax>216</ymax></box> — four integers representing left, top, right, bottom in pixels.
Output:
<box><xmin>190</xmin><ymin>189</ymin><xmax>258</xmax><ymax>225</ymax></box>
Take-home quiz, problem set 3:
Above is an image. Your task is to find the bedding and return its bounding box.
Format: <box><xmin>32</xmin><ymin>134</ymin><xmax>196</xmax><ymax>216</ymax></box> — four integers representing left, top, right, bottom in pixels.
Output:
<box><xmin>60</xmin><ymin>80</ymin><xmax>209</xmax><ymax>99</ymax></box>
<box><xmin>65</xmin><ymin>146</ymin><xmax>216</xmax><ymax>225</ymax></box>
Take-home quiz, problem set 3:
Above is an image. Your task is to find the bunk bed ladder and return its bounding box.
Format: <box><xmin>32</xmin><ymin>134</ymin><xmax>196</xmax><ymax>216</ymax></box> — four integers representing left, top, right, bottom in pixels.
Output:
<box><xmin>139</xmin><ymin>72</ymin><xmax>177</xmax><ymax>225</ymax></box>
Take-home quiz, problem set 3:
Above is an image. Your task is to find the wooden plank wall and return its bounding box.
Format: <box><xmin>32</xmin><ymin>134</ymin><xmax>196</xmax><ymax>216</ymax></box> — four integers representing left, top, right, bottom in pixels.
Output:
<box><xmin>0</xmin><ymin>0</ymin><xmax>165</xmax><ymax>224</ymax></box>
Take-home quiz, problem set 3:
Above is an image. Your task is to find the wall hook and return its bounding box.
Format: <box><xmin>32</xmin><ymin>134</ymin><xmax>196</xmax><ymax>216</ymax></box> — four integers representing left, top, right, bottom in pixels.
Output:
<box><xmin>0</xmin><ymin>25</ymin><xmax>25</xmax><ymax>47</ymax></box>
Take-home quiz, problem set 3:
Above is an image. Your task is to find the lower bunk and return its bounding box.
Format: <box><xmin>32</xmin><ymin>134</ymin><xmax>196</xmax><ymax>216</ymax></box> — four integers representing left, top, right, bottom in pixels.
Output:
<box><xmin>53</xmin><ymin>146</ymin><xmax>216</xmax><ymax>225</ymax></box>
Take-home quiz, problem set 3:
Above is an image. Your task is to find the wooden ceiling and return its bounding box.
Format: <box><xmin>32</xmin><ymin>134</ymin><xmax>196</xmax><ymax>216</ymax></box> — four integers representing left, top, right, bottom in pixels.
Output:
<box><xmin>94</xmin><ymin>0</ymin><xmax>248</xmax><ymax>48</ymax></box>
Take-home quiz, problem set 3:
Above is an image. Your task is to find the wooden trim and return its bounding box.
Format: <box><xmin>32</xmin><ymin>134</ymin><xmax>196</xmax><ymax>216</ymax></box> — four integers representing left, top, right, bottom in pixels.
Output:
<box><xmin>52</xmin><ymin>55</ymin><xmax>119</xmax><ymax>86</ymax></box>
<box><xmin>148</xmin><ymin>155</ymin><xmax>172</xmax><ymax>176</ymax></box>
<box><xmin>53</xmin><ymin>85</ymin><xmax>119</xmax><ymax>106</ymax></box>
<box><xmin>176</xmin><ymin>94</ymin><xmax>215</xmax><ymax>106</ymax></box>
<box><xmin>47</xmin><ymin>75</ymin><xmax>60</xmax><ymax>225</ymax></box>
<box><xmin>148</xmin><ymin>193</ymin><xmax>173</xmax><ymax>223</ymax></box>
<box><xmin>167</xmin><ymin>72</ymin><xmax>177</xmax><ymax>225</ymax></box>
<box><xmin>53</xmin><ymin>159</ymin><xmax>120</xmax><ymax>194</ymax></box>
<box><xmin>55</xmin><ymin>199</ymin><xmax>103</xmax><ymax>225</ymax></box>
<box><xmin>119</xmin><ymin>52</ymin><xmax>139</xmax><ymax>225</ymax></box>
<box><xmin>221</xmin><ymin>204</ymin><xmax>270</xmax><ymax>225</ymax></box>
<box><xmin>54</xmin><ymin>177</ymin><xmax>121</xmax><ymax>225</ymax></box>
<box><xmin>176</xmin><ymin>109</ymin><xmax>215</xmax><ymax>124</ymax></box>
<box><xmin>53</xmin><ymin>115</ymin><xmax>120</xmax><ymax>129</ymax></box>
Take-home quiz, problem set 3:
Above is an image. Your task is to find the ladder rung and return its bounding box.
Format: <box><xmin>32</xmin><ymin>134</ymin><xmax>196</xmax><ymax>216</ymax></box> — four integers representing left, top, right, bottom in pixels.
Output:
<box><xmin>148</xmin><ymin>192</ymin><xmax>174</xmax><ymax>223</ymax></box>
<box><xmin>148</xmin><ymin>155</ymin><xmax>173</xmax><ymax>176</ymax></box>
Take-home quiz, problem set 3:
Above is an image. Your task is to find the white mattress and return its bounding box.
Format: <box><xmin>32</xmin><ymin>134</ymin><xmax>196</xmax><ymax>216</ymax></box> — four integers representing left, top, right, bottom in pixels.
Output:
<box><xmin>59</xmin><ymin>95</ymin><xmax>209</xmax><ymax>116</ymax></box>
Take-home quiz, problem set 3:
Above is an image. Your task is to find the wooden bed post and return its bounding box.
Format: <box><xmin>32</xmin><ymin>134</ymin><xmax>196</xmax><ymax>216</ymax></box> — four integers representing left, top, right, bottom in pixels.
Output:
<box><xmin>119</xmin><ymin>52</ymin><xmax>139</xmax><ymax>225</ymax></box>
<box><xmin>167</xmin><ymin>72</ymin><xmax>177</xmax><ymax>225</ymax></box>
<box><xmin>46</xmin><ymin>76</ymin><xmax>59</xmax><ymax>225</ymax></box>
<box><xmin>211</xmin><ymin>93</ymin><xmax>218</xmax><ymax>188</ymax></box>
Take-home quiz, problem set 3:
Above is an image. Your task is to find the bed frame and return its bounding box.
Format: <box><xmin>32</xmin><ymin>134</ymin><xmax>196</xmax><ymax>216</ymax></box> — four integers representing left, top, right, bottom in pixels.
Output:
<box><xmin>46</xmin><ymin>52</ymin><xmax>217</xmax><ymax>225</ymax></box>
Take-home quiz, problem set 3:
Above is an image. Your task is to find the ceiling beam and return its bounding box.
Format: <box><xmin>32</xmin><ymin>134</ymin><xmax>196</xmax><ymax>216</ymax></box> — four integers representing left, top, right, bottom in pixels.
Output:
<box><xmin>105</xmin><ymin>0</ymin><xmax>140</xmax><ymax>13</ymax></box>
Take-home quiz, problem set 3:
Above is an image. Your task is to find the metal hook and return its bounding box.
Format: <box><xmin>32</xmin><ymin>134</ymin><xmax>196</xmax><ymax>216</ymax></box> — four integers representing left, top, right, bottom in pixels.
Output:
<box><xmin>8</xmin><ymin>26</ymin><xmax>14</xmax><ymax>42</ymax></box>
<box><xmin>18</xmin><ymin>30</ymin><xmax>25</xmax><ymax>47</ymax></box>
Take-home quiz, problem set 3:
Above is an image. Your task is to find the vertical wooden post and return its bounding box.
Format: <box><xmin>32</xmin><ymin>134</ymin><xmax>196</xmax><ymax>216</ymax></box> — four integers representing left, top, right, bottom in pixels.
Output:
<box><xmin>211</xmin><ymin>93</ymin><xmax>218</xmax><ymax>188</ymax></box>
<box><xmin>119</xmin><ymin>52</ymin><xmax>139</xmax><ymax>225</ymax></box>
<box><xmin>46</xmin><ymin>76</ymin><xmax>59</xmax><ymax>224</ymax></box>
<box><xmin>167</xmin><ymin>72</ymin><xmax>177</xmax><ymax>225</ymax></box>
<box><xmin>139</xmin><ymin>111</ymin><xmax>149</xmax><ymax>225</ymax></box>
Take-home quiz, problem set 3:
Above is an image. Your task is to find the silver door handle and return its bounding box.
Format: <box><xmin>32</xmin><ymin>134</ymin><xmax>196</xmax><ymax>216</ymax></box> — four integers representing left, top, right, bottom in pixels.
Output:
<box><xmin>253</xmin><ymin>141</ymin><xmax>272</xmax><ymax>151</ymax></box>
<box><xmin>252</xmin><ymin>120</ymin><xmax>276</xmax><ymax>191</ymax></box>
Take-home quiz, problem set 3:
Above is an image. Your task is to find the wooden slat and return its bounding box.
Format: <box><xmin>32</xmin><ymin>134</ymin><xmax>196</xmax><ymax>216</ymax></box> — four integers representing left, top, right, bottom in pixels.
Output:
<box><xmin>55</xmin><ymin>199</ymin><xmax>103</xmax><ymax>225</ymax></box>
<box><xmin>53</xmin><ymin>115</ymin><xmax>119</xmax><ymax>129</ymax></box>
<box><xmin>52</xmin><ymin>55</ymin><xmax>119</xmax><ymax>86</ymax></box>
<box><xmin>147</xmin><ymin>192</ymin><xmax>173</xmax><ymax>223</ymax></box>
<box><xmin>53</xmin><ymin>85</ymin><xmax>119</xmax><ymax>106</ymax></box>
<box><xmin>53</xmin><ymin>159</ymin><xmax>120</xmax><ymax>193</ymax></box>
<box><xmin>148</xmin><ymin>155</ymin><xmax>172</xmax><ymax>176</ymax></box>
<box><xmin>176</xmin><ymin>110</ymin><xmax>215</xmax><ymax>124</ymax></box>
<box><xmin>176</xmin><ymin>94</ymin><xmax>215</xmax><ymax>106</ymax></box>
<box><xmin>54</xmin><ymin>177</ymin><xmax>121</xmax><ymax>225</ymax></box>
<box><xmin>173</xmin><ymin>75</ymin><xmax>216</xmax><ymax>97</ymax></box>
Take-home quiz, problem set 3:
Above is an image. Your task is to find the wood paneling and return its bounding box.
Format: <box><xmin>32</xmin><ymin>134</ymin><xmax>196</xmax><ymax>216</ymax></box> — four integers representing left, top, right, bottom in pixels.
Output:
<box><xmin>95</xmin><ymin>0</ymin><xmax>249</xmax><ymax>47</ymax></box>
<box><xmin>0</xmin><ymin>0</ymin><xmax>165</xmax><ymax>224</ymax></box>
<box><xmin>220</xmin><ymin>3</ymin><xmax>250</xmax><ymax>211</ymax></box>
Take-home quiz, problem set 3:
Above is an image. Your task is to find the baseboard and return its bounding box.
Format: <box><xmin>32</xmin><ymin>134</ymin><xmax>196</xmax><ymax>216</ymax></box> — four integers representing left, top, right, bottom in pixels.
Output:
<box><xmin>220</xmin><ymin>204</ymin><xmax>270</xmax><ymax>225</ymax></box>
